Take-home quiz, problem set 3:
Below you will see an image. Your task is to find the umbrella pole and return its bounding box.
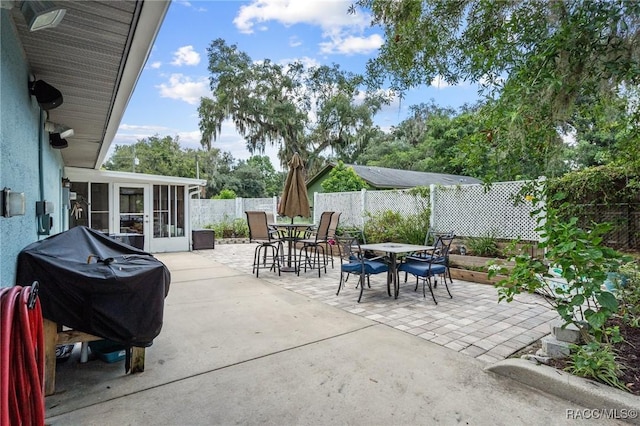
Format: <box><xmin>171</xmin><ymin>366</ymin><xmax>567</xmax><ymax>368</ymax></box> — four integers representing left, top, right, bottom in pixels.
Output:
<box><xmin>280</xmin><ymin>216</ymin><xmax>297</xmax><ymax>272</ymax></box>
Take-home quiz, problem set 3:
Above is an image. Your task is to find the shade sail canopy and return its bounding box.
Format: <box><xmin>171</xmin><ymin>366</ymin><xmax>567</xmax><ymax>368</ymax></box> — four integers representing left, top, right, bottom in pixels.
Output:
<box><xmin>278</xmin><ymin>153</ymin><xmax>311</xmax><ymax>219</ymax></box>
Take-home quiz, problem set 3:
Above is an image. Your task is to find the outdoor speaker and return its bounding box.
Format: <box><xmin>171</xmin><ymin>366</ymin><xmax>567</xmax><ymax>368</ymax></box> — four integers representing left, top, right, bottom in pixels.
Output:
<box><xmin>29</xmin><ymin>80</ymin><xmax>63</xmax><ymax>110</ymax></box>
<box><xmin>49</xmin><ymin>133</ymin><xmax>68</xmax><ymax>149</ymax></box>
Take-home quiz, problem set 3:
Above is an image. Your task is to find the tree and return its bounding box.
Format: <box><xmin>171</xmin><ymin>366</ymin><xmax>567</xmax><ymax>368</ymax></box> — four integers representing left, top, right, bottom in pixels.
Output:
<box><xmin>104</xmin><ymin>135</ymin><xmax>196</xmax><ymax>178</ymax></box>
<box><xmin>246</xmin><ymin>155</ymin><xmax>283</xmax><ymax>196</ymax></box>
<box><xmin>321</xmin><ymin>161</ymin><xmax>368</xmax><ymax>192</ymax></box>
<box><xmin>198</xmin><ymin>39</ymin><xmax>389</xmax><ymax>171</ymax></box>
<box><xmin>213</xmin><ymin>189</ymin><xmax>236</xmax><ymax>199</ymax></box>
<box><xmin>304</xmin><ymin>64</ymin><xmax>390</xmax><ymax>170</ymax></box>
<box><xmin>356</xmin><ymin>0</ymin><xmax>640</xmax><ymax>179</ymax></box>
<box><xmin>566</xmin><ymin>92</ymin><xmax>638</xmax><ymax>169</ymax></box>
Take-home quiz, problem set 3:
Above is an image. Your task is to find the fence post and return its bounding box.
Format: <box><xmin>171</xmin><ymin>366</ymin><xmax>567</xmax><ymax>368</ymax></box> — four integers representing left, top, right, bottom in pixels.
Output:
<box><xmin>313</xmin><ymin>191</ymin><xmax>318</xmax><ymax>223</ymax></box>
<box><xmin>273</xmin><ymin>196</ymin><xmax>278</xmax><ymax>221</ymax></box>
<box><xmin>360</xmin><ymin>188</ymin><xmax>367</xmax><ymax>228</ymax></box>
<box><xmin>236</xmin><ymin>198</ymin><xmax>243</xmax><ymax>219</ymax></box>
<box><xmin>429</xmin><ymin>184</ymin><xmax>436</xmax><ymax>230</ymax></box>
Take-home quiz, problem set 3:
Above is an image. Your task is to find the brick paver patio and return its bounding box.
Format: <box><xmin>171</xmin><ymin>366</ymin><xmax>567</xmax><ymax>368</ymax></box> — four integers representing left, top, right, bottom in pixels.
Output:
<box><xmin>198</xmin><ymin>243</ymin><xmax>558</xmax><ymax>364</ymax></box>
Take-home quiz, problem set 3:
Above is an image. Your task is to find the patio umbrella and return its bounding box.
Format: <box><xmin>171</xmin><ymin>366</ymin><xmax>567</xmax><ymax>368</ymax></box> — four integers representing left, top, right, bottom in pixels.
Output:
<box><xmin>278</xmin><ymin>152</ymin><xmax>310</xmax><ymax>222</ymax></box>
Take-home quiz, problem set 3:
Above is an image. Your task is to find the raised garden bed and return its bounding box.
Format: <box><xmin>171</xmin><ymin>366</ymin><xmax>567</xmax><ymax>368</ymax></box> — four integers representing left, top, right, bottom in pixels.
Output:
<box><xmin>449</xmin><ymin>268</ymin><xmax>508</xmax><ymax>285</ymax></box>
<box><xmin>448</xmin><ymin>254</ymin><xmax>514</xmax><ymax>285</ymax></box>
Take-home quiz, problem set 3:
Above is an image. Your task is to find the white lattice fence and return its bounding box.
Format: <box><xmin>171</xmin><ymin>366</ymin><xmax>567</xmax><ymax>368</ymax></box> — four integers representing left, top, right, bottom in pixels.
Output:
<box><xmin>365</xmin><ymin>190</ymin><xmax>427</xmax><ymax>219</ymax></box>
<box><xmin>431</xmin><ymin>181</ymin><xmax>540</xmax><ymax>241</ymax></box>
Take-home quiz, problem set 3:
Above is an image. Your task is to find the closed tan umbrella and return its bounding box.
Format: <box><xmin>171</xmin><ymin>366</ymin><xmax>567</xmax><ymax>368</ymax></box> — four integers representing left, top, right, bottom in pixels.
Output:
<box><xmin>278</xmin><ymin>152</ymin><xmax>310</xmax><ymax>221</ymax></box>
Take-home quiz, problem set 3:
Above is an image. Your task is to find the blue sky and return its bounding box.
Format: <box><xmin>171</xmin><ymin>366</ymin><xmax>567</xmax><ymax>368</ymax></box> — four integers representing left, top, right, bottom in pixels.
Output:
<box><xmin>112</xmin><ymin>0</ymin><xmax>481</xmax><ymax>169</ymax></box>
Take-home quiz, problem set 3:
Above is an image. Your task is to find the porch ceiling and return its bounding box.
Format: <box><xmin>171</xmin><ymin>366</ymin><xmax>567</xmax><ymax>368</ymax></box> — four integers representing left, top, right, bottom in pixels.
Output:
<box><xmin>8</xmin><ymin>0</ymin><xmax>169</xmax><ymax>169</ymax></box>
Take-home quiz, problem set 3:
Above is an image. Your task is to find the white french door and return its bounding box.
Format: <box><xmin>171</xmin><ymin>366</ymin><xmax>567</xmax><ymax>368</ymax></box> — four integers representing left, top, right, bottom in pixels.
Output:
<box><xmin>113</xmin><ymin>184</ymin><xmax>151</xmax><ymax>252</ymax></box>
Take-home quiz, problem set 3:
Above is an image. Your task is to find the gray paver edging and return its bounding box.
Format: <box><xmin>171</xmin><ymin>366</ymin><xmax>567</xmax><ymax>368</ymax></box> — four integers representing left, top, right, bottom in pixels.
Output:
<box><xmin>486</xmin><ymin>358</ymin><xmax>640</xmax><ymax>425</ymax></box>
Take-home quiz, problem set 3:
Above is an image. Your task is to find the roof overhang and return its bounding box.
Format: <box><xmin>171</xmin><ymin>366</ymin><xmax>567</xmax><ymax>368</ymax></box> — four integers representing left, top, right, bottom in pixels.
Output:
<box><xmin>65</xmin><ymin>167</ymin><xmax>207</xmax><ymax>187</ymax></box>
<box><xmin>9</xmin><ymin>0</ymin><xmax>169</xmax><ymax>169</ymax></box>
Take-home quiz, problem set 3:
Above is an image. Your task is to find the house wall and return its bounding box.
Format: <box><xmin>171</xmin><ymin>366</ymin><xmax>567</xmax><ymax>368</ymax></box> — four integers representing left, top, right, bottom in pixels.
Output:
<box><xmin>1</xmin><ymin>11</ymin><xmax>65</xmax><ymax>287</ymax></box>
<box><xmin>307</xmin><ymin>179</ymin><xmax>324</xmax><ymax>210</ymax></box>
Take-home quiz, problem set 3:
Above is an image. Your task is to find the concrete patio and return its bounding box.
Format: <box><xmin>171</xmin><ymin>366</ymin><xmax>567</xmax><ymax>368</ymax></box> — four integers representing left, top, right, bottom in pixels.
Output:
<box><xmin>43</xmin><ymin>248</ymin><xmax>635</xmax><ymax>425</ymax></box>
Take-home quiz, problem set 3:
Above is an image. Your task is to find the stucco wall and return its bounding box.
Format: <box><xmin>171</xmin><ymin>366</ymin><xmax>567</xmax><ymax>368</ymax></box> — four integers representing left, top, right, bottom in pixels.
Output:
<box><xmin>1</xmin><ymin>11</ymin><xmax>65</xmax><ymax>287</ymax></box>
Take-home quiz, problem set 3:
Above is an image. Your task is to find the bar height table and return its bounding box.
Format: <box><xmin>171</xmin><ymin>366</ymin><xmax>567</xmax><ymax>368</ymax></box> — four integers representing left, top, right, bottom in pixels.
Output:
<box><xmin>273</xmin><ymin>223</ymin><xmax>312</xmax><ymax>272</ymax></box>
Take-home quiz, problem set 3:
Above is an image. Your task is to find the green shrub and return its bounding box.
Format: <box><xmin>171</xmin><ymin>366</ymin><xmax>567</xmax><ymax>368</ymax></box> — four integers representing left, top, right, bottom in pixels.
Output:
<box><xmin>363</xmin><ymin>209</ymin><xmax>430</xmax><ymax>244</ymax></box>
<box><xmin>213</xmin><ymin>189</ymin><xmax>237</xmax><ymax>199</ymax></box>
<box><xmin>232</xmin><ymin>218</ymin><xmax>249</xmax><ymax>238</ymax></box>
<box><xmin>566</xmin><ymin>342</ymin><xmax>628</xmax><ymax>391</ymax></box>
<box><xmin>492</xmin><ymin>180</ymin><xmax>628</xmax><ymax>345</ymax></box>
<box><xmin>207</xmin><ymin>214</ymin><xmax>243</xmax><ymax>238</ymax></box>
<box><xmin>465</xmin><ymin>232</ymin><xmax>500</xmax><ymax>257</ymax></box>
<box><xmin>615</xmin><ymin>261</ymin><xmax>640</xmax><ymax>328</ymax></box>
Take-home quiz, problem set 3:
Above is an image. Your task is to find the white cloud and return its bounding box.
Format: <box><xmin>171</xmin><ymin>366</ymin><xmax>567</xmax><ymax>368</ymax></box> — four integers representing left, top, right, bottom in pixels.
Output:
<box><xmin>430</xmin><ymin>75</ymin><xmax>451</xmax><ymax>89</ymax></box>
<box><xmin>111</xmin><ymin>124</ymin><xmax>179</xmax><ymax>151</ymax></box>
<box><xmin>234</xmin><ymin>0</ymin><xmax>367</xmax><ymax>34</ymax></box>
<box><xmin>319</xmin><ymin>34</ymin><xmax>383</xmax><ymax>55</ymax></box>
<box><xmin>118</xmin><ymin>124</ymin><xmax>174</xmax><ymax>133</ymax></box>
<box><xmin>176</xmin><ymin>1</ymin><xmax>207</xmax><ymax>12</ymax></box>
<box><xmin>175</xmin><ymin>130</ymin><xmax>202</xmax><ymax>149</ymax></box>
<box><xmin>289</xmin><ymin>36</ymin><xmax>302</xmax><ymax>47</ymax></box>
<box><xmin>171</xmin><ymin>45</ymin><xmax>201</xmax><ymax>67</ymax></box>
<box><xmin>150</xmin><ymin>61</ymin><xmax>162</xmax><ymax>69</ymax></box>
<box><xmin>156</xmin><ymin>74</ymin><xmax>209</xmax><ymax>105</ymax></box>
<box><xmin>234</xmin><ymin>0</ymin><xmax>378</xmax><ymax>56</ymax></box>
<box><xmin>277</xmin><ymin>56</ymin><xmax>321</xmax><ymax>69</ymax></box>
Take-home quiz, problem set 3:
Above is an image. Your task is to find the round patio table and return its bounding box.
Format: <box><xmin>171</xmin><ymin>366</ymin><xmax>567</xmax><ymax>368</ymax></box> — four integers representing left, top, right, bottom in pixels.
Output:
<box><xmin>273</xmin><ymin>223</ymin><xmax>312</xmax><ymax>272</ymax></box>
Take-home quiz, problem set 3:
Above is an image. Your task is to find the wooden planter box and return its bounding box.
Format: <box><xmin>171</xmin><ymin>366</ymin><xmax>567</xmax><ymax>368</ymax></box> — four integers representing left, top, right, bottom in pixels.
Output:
<box><xmin>448</xmin><ymin>254</ymin><xmax>513</xmax><ymax>285</ymax></box>
<box><xmin>449</xmin><ymin>268</ymin><xmax>508</xmax><ymax>285</ymax></box>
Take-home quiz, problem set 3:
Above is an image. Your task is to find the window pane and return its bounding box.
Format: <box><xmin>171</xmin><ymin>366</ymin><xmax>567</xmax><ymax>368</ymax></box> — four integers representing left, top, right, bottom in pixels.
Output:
<box><xmin>119</xmin><ymin>187</ymin><xmax>144</xmax><ymax>234</ymax></box>
<box><xmin>91</xmin><ymin>212</ymin><xmax>109</xmax><ymax>233</ymax></box>
<box><xmin>91</xmin><ymin>183</ymin><xmax>108</xmax><ymax>211</ymax></box>
<box><xmin>160</xmin><ymin>185</ymin><xmax>168</xmax><ymax>210</ymax></box>
<box><xmin>175</xmin><ymin>186</ymin><xmax>184</xmax><ymax>236</ymax></box>
<box><xmin>69</xmin><ymin>182</ymin><xmax>88</xmax><ymax>228</ymax></box>
<box><xmin>154</xmin><ymin>185</ymin><xmax>169</xmax><ymax>238</ymax></box>
<box><xmin>154</xmin><ymin>212</ymin><xmax>169</xmax><ymax>238</ymax></box>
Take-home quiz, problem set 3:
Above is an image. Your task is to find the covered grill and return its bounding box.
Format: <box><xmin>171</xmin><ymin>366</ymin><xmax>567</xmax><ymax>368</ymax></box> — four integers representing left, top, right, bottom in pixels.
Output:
<box><xmin>16</xmin><ymin>226</ymin><xmax>170</xmax><ymax>347</ymax></box>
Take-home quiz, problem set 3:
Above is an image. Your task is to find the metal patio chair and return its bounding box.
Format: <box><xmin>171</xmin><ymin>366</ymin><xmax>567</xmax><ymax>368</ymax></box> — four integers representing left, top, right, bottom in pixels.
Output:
<box><xmin>297</xmin><ymin>211</ymin><xmax>333</xmax><ymax>277</ymax></box>
<box><xmin>335</xmin><ymin>234</ymin><xmax>388</xmax><ymax>303</ymax></box>
<box><xmin>246</xmin><ymin>211</ymin><xmax>284</xmax><ymax>278</ymax></box>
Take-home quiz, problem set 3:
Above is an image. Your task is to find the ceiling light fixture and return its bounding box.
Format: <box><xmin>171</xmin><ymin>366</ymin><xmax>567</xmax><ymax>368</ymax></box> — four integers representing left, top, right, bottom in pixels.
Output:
<box><xmin>20</xmin><ymin>0</ymin><xmax>66</xmax><ymax>32</ymax></box>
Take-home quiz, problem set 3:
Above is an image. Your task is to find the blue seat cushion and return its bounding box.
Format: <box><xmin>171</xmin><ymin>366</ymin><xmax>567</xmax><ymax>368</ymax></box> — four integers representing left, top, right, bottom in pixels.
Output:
<box><xmin>342</xmin><ymin>260</ymin><xmax>388</xmax><ymax>275</ymax></box>
<box><xmin>398</xmin><ymin>262</ymin><xmax>446</xmax><ymax>277</ymax></box>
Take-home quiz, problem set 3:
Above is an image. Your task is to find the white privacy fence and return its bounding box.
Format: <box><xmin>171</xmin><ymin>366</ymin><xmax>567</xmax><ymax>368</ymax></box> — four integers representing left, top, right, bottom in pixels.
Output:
<box><xmin>191</xmin><ymin>197</ymin><xmax>277</xmax><ymax>229</ymax></box>
<box><xmin>191</xmin><ymin>180</ymin><xmax>542</xmax><ymax>241</ymax></box>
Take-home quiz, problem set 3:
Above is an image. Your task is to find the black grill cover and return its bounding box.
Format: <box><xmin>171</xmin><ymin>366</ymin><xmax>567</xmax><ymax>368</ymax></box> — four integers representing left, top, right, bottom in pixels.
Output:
<box><xmin>16</xmin><ymin>226</ymin><xmax>170</xmax><ymax>347</ymax></box>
